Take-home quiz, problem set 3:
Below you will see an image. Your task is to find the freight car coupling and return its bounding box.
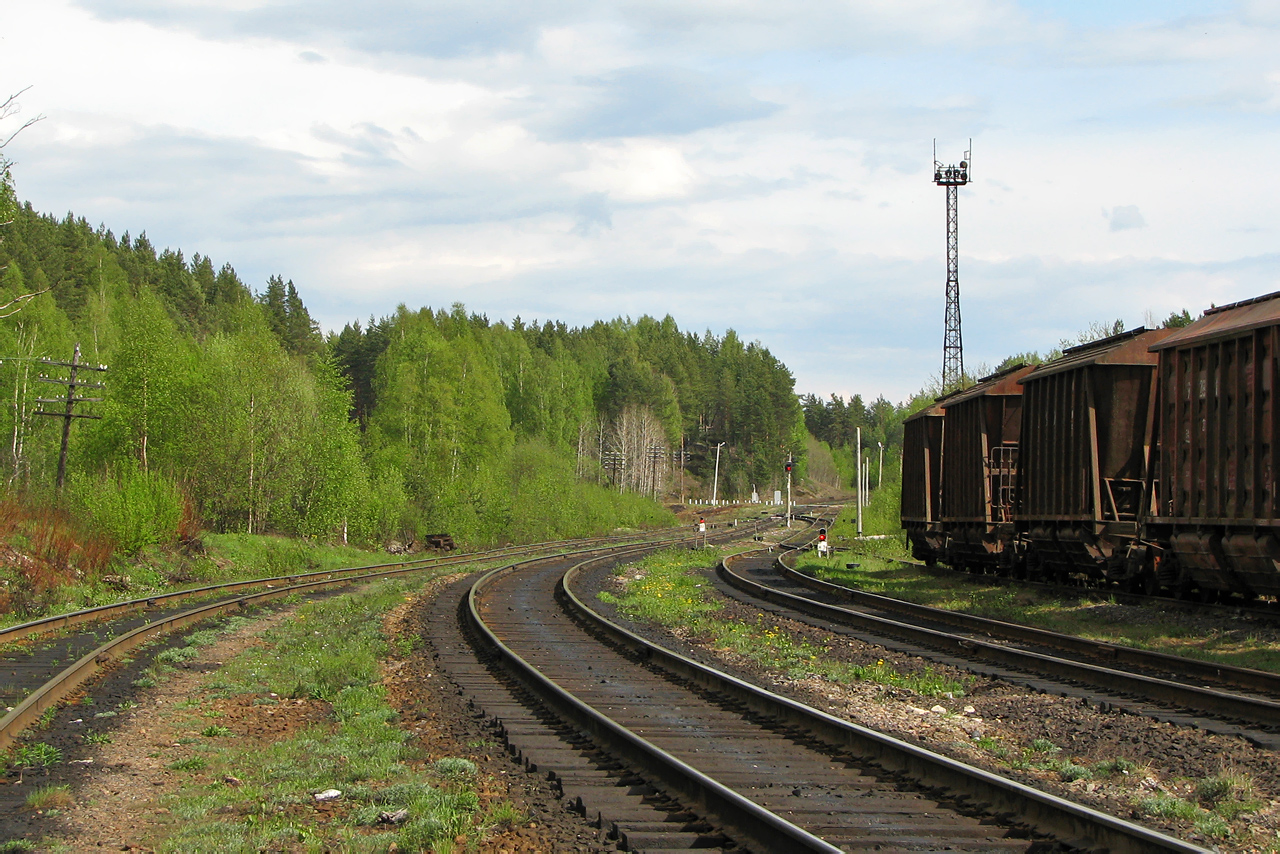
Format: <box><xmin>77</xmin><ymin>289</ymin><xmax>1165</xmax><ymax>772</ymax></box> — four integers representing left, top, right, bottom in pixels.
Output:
<box><xmin>901</xmin><ymin>290</ymin><xmax>1280</xmax><ymax>604</ymax></box>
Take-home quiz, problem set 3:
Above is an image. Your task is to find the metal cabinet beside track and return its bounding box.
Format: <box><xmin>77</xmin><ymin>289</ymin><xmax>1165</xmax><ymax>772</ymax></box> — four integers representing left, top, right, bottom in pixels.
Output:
<box><xmin>939</xmin><ymin>364</ymin><xmax>1035</xmax><ymax>570</ymax></box>
<box><xmin>1149</xmin><ymin>291</ymin><xmax>1280</xmax><ymax>599</ymax></box>
<box><xmin>901</xmin><ymin>401</ymin><xmax>945</xmax><ymax>564</ymax></box>
<box><xmin>1015</xmin><ymin>327</ymin><xmax>1173</xmax><ymax>586</ymax></box>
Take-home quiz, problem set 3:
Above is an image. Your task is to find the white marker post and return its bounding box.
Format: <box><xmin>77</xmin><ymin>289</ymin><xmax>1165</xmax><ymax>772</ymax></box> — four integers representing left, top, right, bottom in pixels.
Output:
<box><xmin>856</xmin><ymin>427</ymin><xmax>863</xmax><ymax>537</ymax></box>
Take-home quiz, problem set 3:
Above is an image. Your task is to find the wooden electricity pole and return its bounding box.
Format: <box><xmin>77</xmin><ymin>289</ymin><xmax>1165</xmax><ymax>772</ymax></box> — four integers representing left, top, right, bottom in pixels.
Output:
<box><xmin>34</xmin><ymin>343</ymin><xmax>107</xmax><ymax>491</ymax></box>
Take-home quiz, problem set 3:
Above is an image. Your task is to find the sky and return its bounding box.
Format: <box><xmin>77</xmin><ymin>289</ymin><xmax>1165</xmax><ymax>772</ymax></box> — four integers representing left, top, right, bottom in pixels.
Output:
<box><xmin>1</xmin><ymin>1</ymin><xmax>1277</xmax><ymax>403</ymax></box>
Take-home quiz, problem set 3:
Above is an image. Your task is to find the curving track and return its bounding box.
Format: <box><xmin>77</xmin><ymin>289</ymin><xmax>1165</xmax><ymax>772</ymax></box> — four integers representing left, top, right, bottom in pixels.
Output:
<box><xmin>0</xmin><ymin>521</ymin><xmax>760</xmax><ymax>755</ymax></box>
<box><xmin>445</xmin><ymin>527</ymin><xmax>1206</xmax><ymax>853</ymax></box>
<box><xmin>718</xmin><ymin>547</ymin><xmax>1280</xmax><ymax>749</ymax></box>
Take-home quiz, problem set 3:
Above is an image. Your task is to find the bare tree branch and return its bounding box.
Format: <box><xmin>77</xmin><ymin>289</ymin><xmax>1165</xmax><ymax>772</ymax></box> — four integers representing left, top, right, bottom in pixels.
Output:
<box><xmin>0</xmin><ymin>288</ymin><xmax>50</xmax><ymax>319</ymax></box>
<box><xmin>0</xmin><ymin>86</ymin><xmax>44</xmax><ymax>150</ymax></box>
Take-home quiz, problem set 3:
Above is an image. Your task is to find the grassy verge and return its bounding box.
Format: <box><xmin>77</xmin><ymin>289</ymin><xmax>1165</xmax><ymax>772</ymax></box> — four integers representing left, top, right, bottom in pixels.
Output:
<box><xmin>598</xmin><ymin>547</ymin><xmax>966</xmax><ymax>698</ymax></box>
<box><xmin>795</xmin><ymin>552</ymin><xmax>1280</xmax><ymax>675</ymax></box>
<box><xmin>956</xmin><ymin>733</ymin><xmax>1259</xmax><ymax>843</ymax></box>
<box><xmin>131</xmin><ymin>575</ymin><xmax>521</xmax><ymax>852</ymax></box>
<box><xmin>0</xmin><ymin>533</ymin><xmax>383</xmax><ymax>631</ymax></box>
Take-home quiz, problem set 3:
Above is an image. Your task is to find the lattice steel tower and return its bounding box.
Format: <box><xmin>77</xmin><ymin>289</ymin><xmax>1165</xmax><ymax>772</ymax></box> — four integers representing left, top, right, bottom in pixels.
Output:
<box><xmin>933</xmin><ymin>140</ymin><xmax>971</xmax><ymax>391</ymax></box>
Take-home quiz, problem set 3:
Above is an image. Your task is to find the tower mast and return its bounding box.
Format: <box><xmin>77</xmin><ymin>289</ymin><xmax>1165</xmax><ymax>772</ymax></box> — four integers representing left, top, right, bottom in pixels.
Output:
<box><xmin>933</xmin><ymin>140</ymin><xmax>971</xmax><ymax>391</ymax></box>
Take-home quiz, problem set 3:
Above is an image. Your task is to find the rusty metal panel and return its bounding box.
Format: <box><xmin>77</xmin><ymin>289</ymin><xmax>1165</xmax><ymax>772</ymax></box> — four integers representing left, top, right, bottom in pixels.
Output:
<box><xmin>1019</xmin><ymin>369</ymin><xmax>1088</xmax><ymax>519</ymax></box>
<box><xmin>1151</xmin><ymin>290</ymin><xmax>1280</xmax><ymax>352</ymax></box>
<box><xmin>901</xmin><ymin>406</ymin><xmax>944</xmax><ymax>523</ymax></box>
<box><xmin>940</xmin><ymin>366</ymin><xmax>1034</xmax><ymax>524</ymax></box>
<box><xmin>1156</xmin><ymin>312</ymin><xmax>1279</xmax><ymax>525</ymax></box>
<box><xmin>1016</xmin><ymin>328</ymin><xmax>1169</xmax><ymax>527</ymax></box>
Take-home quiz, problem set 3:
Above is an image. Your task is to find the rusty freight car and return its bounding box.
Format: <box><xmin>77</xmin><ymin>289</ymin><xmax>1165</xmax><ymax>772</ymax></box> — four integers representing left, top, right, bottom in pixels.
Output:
<box><xmin>1016</xmin><ymin>327</ymin><xmax>1174</xmax><ymax>588</ymax></box>
<box><xmin>1148</xmin><ymin>291</ymin><xmax>1280</xmax><ymax>599</ymax></box>
<box><xmin>901</xmin><ymin>401</ymin><xmax>946</xmax><ymax>564</ymax></box>
<box><xmin>939</xmin><ymin>364</ymin><xmax>1035</xmax><ymax>571</ymax></box>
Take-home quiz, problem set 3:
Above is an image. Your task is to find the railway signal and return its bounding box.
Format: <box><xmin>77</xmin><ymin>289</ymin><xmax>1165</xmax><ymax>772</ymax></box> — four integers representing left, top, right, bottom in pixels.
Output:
<box><xmin>817</xmin><ymin>527</ymin><xmax>829</xmax><ymax>556</ymax></box>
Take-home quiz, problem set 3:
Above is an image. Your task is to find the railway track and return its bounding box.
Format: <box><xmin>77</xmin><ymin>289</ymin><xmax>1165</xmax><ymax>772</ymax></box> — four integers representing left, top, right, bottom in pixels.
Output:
<box><xmin>717</xmin><ymin>546</ymin><xmax>1280</xmax><ymax>750</ymax></box>
<box><xmin>0</xmin><ymin>520</ymin><xmax>762</xmax><ymax>756</ymax></box>
<box><xmin>437</xmin><ymin>524</ymin><xmax>1204</xmax><ymax>852</ymax></box>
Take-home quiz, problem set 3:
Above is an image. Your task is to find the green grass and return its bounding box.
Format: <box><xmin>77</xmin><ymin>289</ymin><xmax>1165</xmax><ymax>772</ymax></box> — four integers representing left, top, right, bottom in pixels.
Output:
<box><xmin>151</xmin><ymin>574</ymin><xmax>511</xmax><ymax>852</ymax></box>
<box><xmin>794</xmin><ymin>551</ymin><xmax>1280</xmax><ymax>675</ymax></box>
<box><xmin>24</xmin><ymin>785</ymin><xmax>73</xmax><ymax>811</ymax></box>
<box><xmin>0</xmin><ymin>533</ymin><xmax>383</xmax><ymax>631</ymax></box>
<box><xmin>964</xmin><ymin>733</ymin><xmax>1258</xmax><ymax>842</ymax></box>
<box><xmin>825</xmin><ymin>476</ymin><xmax>910</xmax><ymax>556</ymax></box>
<box><xmin>599</xmin><ymin>547</ymin><xmax>967</xmax><ymax>698</ymax></box>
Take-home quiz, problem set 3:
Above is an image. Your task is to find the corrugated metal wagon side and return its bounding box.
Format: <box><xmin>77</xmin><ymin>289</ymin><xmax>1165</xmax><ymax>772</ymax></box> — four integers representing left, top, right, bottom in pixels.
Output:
<box><xmin>1149</xmin><ymin>291</ymin><xmax>1280</xmax><ymax>599</ymax></box>
<box><xmin>939</xmin><ymin>365</ymin><xmax>1035</xmax><ymax>572</ymax></box>
<box><xmin>1016</xmin><ymin>328</ymin><xmax>1173</xmax><ymax>587</ymax></box>
<box><xmin>901</xmin><ymin>402</ymin><xmax>945</xmax><ymax>564</ymax></box>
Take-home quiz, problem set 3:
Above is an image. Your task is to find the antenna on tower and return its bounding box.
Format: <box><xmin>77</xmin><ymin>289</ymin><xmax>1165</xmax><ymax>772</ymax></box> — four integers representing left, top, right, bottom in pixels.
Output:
<box><xmin>933</xmin><ymin>139</ymin><xmax>971</xmax><ymax>392</ymax></box>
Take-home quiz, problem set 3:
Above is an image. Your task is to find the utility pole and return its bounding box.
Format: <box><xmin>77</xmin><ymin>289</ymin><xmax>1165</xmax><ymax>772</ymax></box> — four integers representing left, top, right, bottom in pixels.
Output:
<box><xmin>878</xmin><ymin>442</ymin><xmax>884</xmax><ymax>489</ymax></box>
<box><xmin>934</xmin><ymin>140</ymin><xmax>971</xmax><ymax>391</ymax></box>
<box><xmin>711</xmin><ymin>441</ymin><xmax>726</xmax><ymax>506</ymax></box>
<box><xmin>34</xmin><ymin>343</ymin><xmax>106</xmax><ymax>492</ymax></box>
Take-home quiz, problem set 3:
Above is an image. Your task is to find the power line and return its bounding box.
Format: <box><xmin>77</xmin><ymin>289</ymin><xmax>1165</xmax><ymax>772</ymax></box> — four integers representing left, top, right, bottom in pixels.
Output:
<box><xmin>32</xmin><ymin>343</ymin><xmax>108</xmax><ymax>491</ymax></box>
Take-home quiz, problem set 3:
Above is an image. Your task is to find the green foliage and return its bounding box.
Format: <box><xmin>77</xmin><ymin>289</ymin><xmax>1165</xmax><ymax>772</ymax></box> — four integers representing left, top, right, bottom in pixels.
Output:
<box><xmin>0</xmin><ymin>180</ymin><xmax>802</xmax><ymax>550</ymax></box>
<box><xmin>13</xmin><ymin>742</ymin><xmax>61</xmax><ymax>768</ymax></box>
<box><xmin>1163</xmin><ymin>308</ymin><xmax>1194</xmax><ymax>328</ymax></box>
<box><xmin>68</xmin><ymin>463</ymin><xmax>184</xmax><ymax>554</ymax></box>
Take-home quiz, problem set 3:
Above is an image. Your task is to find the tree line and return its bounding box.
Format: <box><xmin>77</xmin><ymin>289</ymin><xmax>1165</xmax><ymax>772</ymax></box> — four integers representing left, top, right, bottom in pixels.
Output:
<box><xmin>0</xmin><ymin>189</ymin><xmax>804</xmax><ymax>550</ymax></box>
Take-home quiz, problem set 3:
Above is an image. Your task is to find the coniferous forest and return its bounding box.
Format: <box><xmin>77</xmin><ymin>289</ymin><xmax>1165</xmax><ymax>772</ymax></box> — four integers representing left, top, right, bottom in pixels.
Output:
<box><xmin>0</xmin><ymin>172</ymin><xmax>810</xmax><ymax>557</ymax></box>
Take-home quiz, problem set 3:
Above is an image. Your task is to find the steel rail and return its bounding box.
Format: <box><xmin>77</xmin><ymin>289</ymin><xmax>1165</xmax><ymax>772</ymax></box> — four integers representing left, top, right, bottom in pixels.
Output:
<box><xmin>722</xmin><ymin>552</ymin><xmax>1280</xmax><ymax>731</ymax></box>
<box><xmin>783</xmin><ymin>554</ymin><xmax>1280</xmax><ymax>696</ymax></box>
<box><xmin>0</xmin><ymin>517</ymin><xmax>762</xmax><ymax>647</ymax></box>
<box><xmin>0</xmin><ymin>522</ymin><xmax>745</xmax><ymax>755</ymax></box>
<box><xmin>562</xmin><ymin>550</ymin><xmax>1209</xmax><ymax>854</ymax></box>
<box><xmin>0</xmin><ymin>557</ymin><xmax>455</xmax><ymax>754</ymax></box>
<box><xmin>466</xmin><ymin>532</ymin><xmax>839</xmax><ymax>854</ymax></box>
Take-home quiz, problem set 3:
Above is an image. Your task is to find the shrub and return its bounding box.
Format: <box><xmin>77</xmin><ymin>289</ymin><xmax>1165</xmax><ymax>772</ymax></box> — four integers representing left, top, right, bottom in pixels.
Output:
<box><xmin>0</xmin><ymin>497</ymin><xmax>114</xmax><ymax>615</ymax></box>
<box><xmin>69</xmin><ymin>463</ymin><xmax>185</xmax><ymax>555</ymax></box>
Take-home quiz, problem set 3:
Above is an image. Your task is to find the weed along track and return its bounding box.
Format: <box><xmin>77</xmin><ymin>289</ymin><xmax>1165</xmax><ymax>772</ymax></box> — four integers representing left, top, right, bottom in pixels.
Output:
<box><xmin>0</xmin><ymin>524</ymin><xmax>744</xmax><ymax>756</ymax></box>
<box><xmin>0</xmin><ymin>522</ymin><xmax>770</xmax><ymax>844</ymax></box>
<box><xmin>457</xmin><ymin>533</ymin><xmax>1203</xmax><ymax>852</ymax></box>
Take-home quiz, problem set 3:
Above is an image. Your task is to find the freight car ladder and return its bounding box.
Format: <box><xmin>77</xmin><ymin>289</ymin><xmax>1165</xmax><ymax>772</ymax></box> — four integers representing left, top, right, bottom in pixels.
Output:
<box><xmin>988</xmin><ymin>445</ymin><xmax>1019</xmax><ymax>523</ymax></box>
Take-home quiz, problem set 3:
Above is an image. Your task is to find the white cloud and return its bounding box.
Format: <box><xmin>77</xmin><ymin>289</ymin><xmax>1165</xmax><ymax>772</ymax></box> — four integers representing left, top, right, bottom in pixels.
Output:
<box><xmin>2</xmin><ymin>0</ymin><xmax>1277</xmax><ymax>403</ymax></box>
